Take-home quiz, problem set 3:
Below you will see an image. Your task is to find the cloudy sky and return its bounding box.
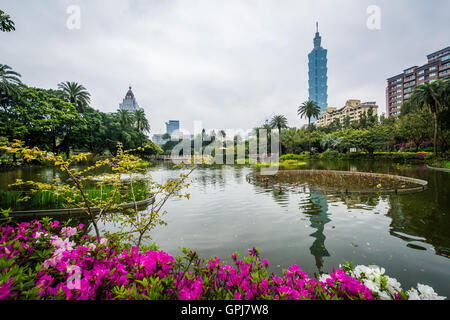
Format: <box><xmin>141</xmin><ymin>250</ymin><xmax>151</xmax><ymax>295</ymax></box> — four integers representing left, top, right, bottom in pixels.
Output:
<box><xmin>1</xmin><ymin>0</ymin><xmax>449</xmax><ymax>134</ymax></box>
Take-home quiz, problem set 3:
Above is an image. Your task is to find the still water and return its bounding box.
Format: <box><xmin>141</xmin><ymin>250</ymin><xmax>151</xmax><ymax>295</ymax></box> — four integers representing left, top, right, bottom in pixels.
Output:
<box><xmin>1</xmin><ymin>160</ymin><xmax>449</xmax><ymax>296</ymax></box>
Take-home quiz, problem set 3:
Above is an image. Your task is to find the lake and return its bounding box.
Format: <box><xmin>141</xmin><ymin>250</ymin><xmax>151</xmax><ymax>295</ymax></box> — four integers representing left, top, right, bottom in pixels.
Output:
<box><xmin>1</xmin><ymin>159</ymin><xmax>449</xmax><ymax>296</ymax></box>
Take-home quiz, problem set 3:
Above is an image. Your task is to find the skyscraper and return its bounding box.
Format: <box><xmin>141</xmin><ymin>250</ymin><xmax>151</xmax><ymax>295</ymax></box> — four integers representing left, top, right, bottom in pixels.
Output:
<box><xmin>165</xmin><ymin>120</ymin><xmax>180</xmax><ymax>135</ymax></box>
<box><xmin>308</xmin><ymin>22</ymin><xmax>328</xmax><ymax>114</ymax></box>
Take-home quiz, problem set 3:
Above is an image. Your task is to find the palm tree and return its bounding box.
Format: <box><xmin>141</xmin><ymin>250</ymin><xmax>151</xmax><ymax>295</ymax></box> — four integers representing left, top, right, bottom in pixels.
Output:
<box><xmin>0</xmin><ymin>64</ymin><xmax>22</xmax><ymax>99</ymax></box>
<box><xmin>269</xmin><ymin>115</ymin><xmax>288</xmax><ymax>155</ymax></box>
<box><xmin>0</xmin><ymin>10</ymin><xmax>15</xmax><ymax>32</ymax></box>
<box><xmin>410</xmin><ymin>80</ymin><xmax>447</xmax><ymax>155</ymax></box>
<box><xmin>298</xmin><ymin>100</ymin><xmax>321</xmax><ymax>153</ymax></box>
<box><xmin>116</xmin><ymin>109</ymin><xmax>134</xmax><ymax>145</ymax></box>
<box><xmin>57</xmin><ymin>81</ymin><xmax>91</xmax><ymax>113</ymax></box>
<box><xmin>134</xmin><ymin>109</ymin><xmax>150</xmax><ymax>133</ymax></box>
<box><xmin>118</xmin><ymin>109</ymin><xmax>132</xmax><ymax>130</ymax></box>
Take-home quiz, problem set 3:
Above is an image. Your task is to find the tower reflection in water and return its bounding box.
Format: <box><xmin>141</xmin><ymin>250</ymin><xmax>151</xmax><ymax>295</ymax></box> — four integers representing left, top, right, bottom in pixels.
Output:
<box><xmin>305</xmin><ymin>190</ymin><xmax>331</xmax><ymax>272</ymax></box>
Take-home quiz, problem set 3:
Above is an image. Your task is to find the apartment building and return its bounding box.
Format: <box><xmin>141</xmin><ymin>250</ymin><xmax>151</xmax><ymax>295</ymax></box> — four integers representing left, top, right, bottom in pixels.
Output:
<box><xmin>315</xmin><ymin>100</ymin><xmax>378</xmax><ymax>127</ymax></box>
<box><xmin>386</xmin><ymin>46</ymin><xmax>450</xmax><ymax>119</ymax></box>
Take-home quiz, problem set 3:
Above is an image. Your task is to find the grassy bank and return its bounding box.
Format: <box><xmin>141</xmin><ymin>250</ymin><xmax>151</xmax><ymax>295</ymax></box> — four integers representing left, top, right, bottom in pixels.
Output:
<box><xmin>280</xmin><ymin>151</ymin><xmax>435</xmax><ymax>162</ymax></box>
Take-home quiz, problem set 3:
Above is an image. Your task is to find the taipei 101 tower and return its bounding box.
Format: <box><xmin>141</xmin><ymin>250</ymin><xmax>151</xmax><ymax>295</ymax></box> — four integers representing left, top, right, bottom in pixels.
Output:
<box><xmin>308</xmin><ymin>22</ymin><xmax>328</xmax><ymax>114</ymax></box>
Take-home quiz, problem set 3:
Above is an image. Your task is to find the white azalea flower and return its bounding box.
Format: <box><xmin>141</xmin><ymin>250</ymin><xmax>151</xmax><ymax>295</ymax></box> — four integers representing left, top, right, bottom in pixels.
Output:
<box><xmin>378</xmin><ymin>291</ymin><xmax>393</xmax><ymax>300</ymax></box>
<box><xmin>385</xmin><ymin>277</ymin><xmax>402</xmax><ymax>295</ymax></box>
<box><xmin>342</xmin><ymin>264</ymin><xmax>446</xmax><ymax>300</ymax></box>
<box><xmin>368</xmin><ymin>265</ymin><xmax>385</xmax><ymax>277</ymax></box>
<box><xmin>319</xmin><ymin>274</ymin><xmax>331</xmax><ymax>283</ymax></box>
<box><xmin>353</xmin><ymin>265</ymin><xmax>371</xmax><ymax>278</ymax></box>
<box><xmin>363</xmin><ymin>279</ymin><xmax>380</xmax><ymax>293</ymax></box>
<box><xmin>408</xmin><ymin>289</ymin><xmax>421</xmax><ymax>300</ymax></box>
<box><xmin>417</xmin><ymin>284</ymin><xmax>446</xmax><ymax>300</ymax></box>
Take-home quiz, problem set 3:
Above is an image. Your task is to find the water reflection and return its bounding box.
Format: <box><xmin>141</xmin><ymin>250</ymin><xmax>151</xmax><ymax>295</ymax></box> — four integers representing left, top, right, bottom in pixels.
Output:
<box><xmin>1</xmin><ymin>160</ymin><xmax>449</xmax><ymax>295</ymax></box>
<box><xmin>305</xmin><ymin>190</ymin><xmax>331</xmax><ymax>272</ymax></box>
<box><xmin>248</xmin><ymin>166</ymin><xmax>450</xmax><ymax>262</ymax></box>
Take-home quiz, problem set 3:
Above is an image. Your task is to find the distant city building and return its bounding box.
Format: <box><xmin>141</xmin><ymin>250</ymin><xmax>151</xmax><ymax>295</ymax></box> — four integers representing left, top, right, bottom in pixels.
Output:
<box><xmin>152</xmin><ymin>134</ymin><xmax>168</xmax><ymax>146</ymax></box>
<box><xmin>386</xmin><ymin>46</ymin><xmax>450</xmax><ymax>119</ymax></box>
<box><xmin>119</xmin><ymin>86</ymin><xmax>142</xmax><ymax>112</ymax></box>
<box><xmin>308</xmin><ymin>22</ymin><xmax>328</xmax><ymax>115</ymax></box>
<box><xmin>165</xmin><ymin>120</ymin><xmax>180</xmax><ymax>135</ymax></box>
<box><xmin>315</xmin><ymin>100</ymin><xmax>378</xmax><ymax>127</ymax></box>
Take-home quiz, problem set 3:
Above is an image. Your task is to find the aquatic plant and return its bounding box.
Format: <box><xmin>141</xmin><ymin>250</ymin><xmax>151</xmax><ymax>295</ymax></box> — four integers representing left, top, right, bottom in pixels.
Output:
<box><xmin>254</xmin><ymin>160</ymin><xmax>307</xmax><ymax>169</ymax></box>
<box><xmin>1</xmin><ymin>184</ymin><xmax>150</xmax><ymax>210</ymax></box>
<box><xmin>0</xmin><ymin>140</ymin><xmax>195</xmax><ymax>246</ymax></box>
<box><xmin>248</xmin><ymin>170</ymin><xmax>425</xmax><ymax>192</ymax></box>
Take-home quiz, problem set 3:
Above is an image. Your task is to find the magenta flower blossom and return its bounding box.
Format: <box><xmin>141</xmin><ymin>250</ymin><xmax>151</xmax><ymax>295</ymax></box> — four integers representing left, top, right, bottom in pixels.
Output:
<box><xmin>0</xmin><ymin>278</ymin><xmax>13</xmax><ymax>299</ymax></box>
<box><xmin>1</xmin><ymin>220</ymin><xmax>442</xmax><ymax>301</ymax></box>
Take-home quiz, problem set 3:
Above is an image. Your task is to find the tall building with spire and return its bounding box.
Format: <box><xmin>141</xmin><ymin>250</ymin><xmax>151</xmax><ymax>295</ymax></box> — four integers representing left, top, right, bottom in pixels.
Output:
<box><xmin>308</xmin><ymin>22</ymin><xmax>328</xmax><ymax>114</ymax></box>
<box><xmin>119</xmin><ymin>86</ymin><xmax>142</xmax><ymax>112</ymax></box>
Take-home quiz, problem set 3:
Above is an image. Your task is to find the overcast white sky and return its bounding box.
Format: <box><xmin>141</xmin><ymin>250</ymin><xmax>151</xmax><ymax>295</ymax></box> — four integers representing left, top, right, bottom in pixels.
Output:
<box><xmin>1</xmin><ymin>0</ymin><xmax>449</xmax><ymax>134</ymax></box>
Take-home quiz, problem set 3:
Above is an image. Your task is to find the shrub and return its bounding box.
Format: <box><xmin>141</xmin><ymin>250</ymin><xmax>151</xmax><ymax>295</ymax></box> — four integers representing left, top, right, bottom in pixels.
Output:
<box><xmin>0</xmin><ymin>219</ymin><xmax>445</xmax><ymax>300</ymax></box>
<box><xmin>318</xmin><ymin>150</ymin><xmax>340</xmax><ymax>159</ymax></box>
<box><xmin>279</xmin><ymin>153</ymin><xmax>309</xmax><ymax>161</ymax></box>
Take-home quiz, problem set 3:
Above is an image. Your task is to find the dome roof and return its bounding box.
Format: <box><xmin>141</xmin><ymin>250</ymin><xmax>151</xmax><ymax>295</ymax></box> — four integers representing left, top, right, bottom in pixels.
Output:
<box><xmin>125</xmin><ymin>86</ymin><xmax>135</xmax><ymax>99</ymax></box>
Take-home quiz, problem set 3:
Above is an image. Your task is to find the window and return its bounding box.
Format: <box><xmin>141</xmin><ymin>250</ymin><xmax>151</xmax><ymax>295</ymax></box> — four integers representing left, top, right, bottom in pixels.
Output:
<box><xmin>405</xmin><ymin>68</ymin><xmax>415</xmax><ymax>74</ymax></box>
<box><xmin>429</xmin><ymin>72</ymin><xmax>436</xmax><ymax>77</ymax></box>
<box><xmin>429</xmin><ymin>66</ymin><xmax>436</xmax><ymax>71</ymax></box>
<box><xmin>418</xmin><ymin>76</ymin><xmax>425</xmax><ymax>81</ymax></box>
<box><xmin>418</xmin><ymin>70</ymin><xmax>425</xmax><ymax>75</ymax></box>
<box><xmin>442</xmin><ymin>54</ymin><xmax>450</xmax><ymax>62</ymax></box>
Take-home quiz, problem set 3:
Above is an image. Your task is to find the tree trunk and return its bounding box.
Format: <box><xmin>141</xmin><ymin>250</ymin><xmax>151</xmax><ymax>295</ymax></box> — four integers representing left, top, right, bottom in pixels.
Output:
<box><xmin>278</xmin><ymin>126</ymin><xmax>282</xmax><ymax>156</ymax></box>
<box><xmin>308</xmin><ymin>118</ymin><xmax>311</xmax><ymax>156</ymax></box>
<box><xmin>433</xmin><ymin>111</ymin><xmax>439</xmax><ymax>156</ymax></box>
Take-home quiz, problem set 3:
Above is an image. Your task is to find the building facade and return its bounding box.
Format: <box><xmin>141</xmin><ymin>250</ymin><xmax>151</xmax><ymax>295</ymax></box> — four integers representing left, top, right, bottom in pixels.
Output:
<box><xmin>119</xmin><ymin>86</ymin><xmax>142</xmax><ymax>112</ymax></box>
<box><xmin>315</xmin><ymin>100</ymin><xmax>378</xmax><ymax>127</ymax></box>
<box><xmin>386</xmin><ymin>46</ymin><xmax>450</xmax><ymax>119</ymax></box>
<box><xmin>152</xmin><ymin>134</ymin><xmax>168</xmax><ymax>146</ymax></box>
<box><xmin>308</xmin><ymin>22</ymin><xmax>328</xmax><ymax>114</ymax></box>
<box><xmin>165</xmin><ymin>120</ymin><xmax>180</xmax><ymax>135</ymax></box>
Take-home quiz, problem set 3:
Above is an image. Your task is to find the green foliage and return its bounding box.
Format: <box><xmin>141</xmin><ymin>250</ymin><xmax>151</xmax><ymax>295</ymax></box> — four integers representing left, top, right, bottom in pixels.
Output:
<box><xmin>409</xmin><ymin>79</ymin><xmax>449</xmax><ymax>154</ymax></box>
<box><xmin>395</xmin><ymin>109</ymin><xmax>432</xmax><ymax>151</ymax></box>
<box><xmin>297</xmin><ymin>100</ymin><xmax>321</xmax><ymax>123</ymax></box>
<box><xmin>58</xmin><ymin>81</ymin><xmax>91</xmax><ymax>113</ymax></box>
<box><xmin>0</xmin><ymin>87</ymin><xmax>84</xmax><ymax>154</ymax></box>
<box><xmin>0</xmin><ymin>10</ymin><xmax>15</xmax><ymax>32</ymax></box>
<box><xmin>254</xmin><ymin>160</ymin><xmax>307</xmax><ymax>169</ymax></box>
<box><xmin>320</xmin><ymin>134</ymin><xmax>341</xmax><ymax>151</ymax></box>
<box><xmin>317</xmin><ymin>150</ymin><xmax>340</xmax><ymax>159</ymax></box>
<box><xmin>0</xmin><ymin>68</ymin><xmax>160</xmax><ymax>159</ymax></box>
<box><xmin>0</xmin><ymin>140</ymin><xmax>194</xmax><ymax>246</ymax></box>
<box><xmin>280</xmin><ymin>153</ymin><xmax>310</xmax><ymax>161</ymax></box>
<box><xmin>280</xmin><ymin>128</ymin><xmax>304</xmax><ymax>154</ymax></box>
